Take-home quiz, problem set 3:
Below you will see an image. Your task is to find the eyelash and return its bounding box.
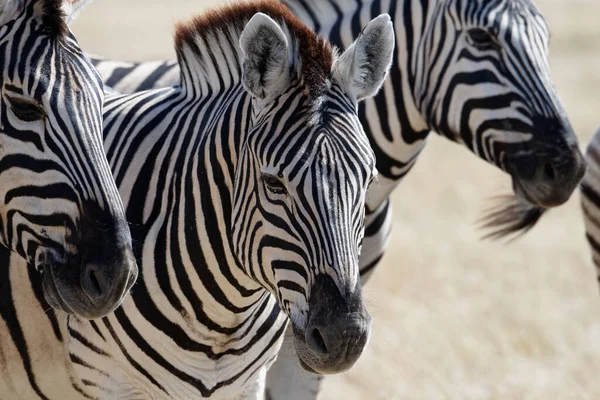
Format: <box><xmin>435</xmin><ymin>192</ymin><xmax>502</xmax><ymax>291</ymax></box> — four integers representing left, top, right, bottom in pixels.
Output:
<box><xmin>7</xmin><ymin>96</ymin><xmax>46</xmax><ymax>122</ymax></box>
<box><xmin>467</xmin><ymin>28</ymin><xmax>499</xmax><ymax>51</ymax></box>
<box><xmin>262</xmin><ymin>174</ymin><xmax>287</xmax><ymax>195</ymax></box>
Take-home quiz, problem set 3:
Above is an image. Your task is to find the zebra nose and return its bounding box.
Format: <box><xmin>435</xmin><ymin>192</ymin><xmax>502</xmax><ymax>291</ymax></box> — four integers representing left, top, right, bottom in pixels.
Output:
<box><xmin>508</xmin><ymin>135</ymin><xmax>586</xmax><ymax>208</ymax></box>
<box><xmin>305</xmin><ymin>319</ymin><xmax>370</xmax><ymax>357</ymax></box>
<box><xmin>303</xmin><ymin>317</ymin><xmax>371</xmax><ymax>374</ymax></box>
<box><xmin>531</xmin><ymin>146</ymin><xmax>586</xmax><ymax>206</ymax></box>
<box><xmin>81</xmin><ymin>263</ymin><xmax>110</xmax><ymax>304</ymax></box>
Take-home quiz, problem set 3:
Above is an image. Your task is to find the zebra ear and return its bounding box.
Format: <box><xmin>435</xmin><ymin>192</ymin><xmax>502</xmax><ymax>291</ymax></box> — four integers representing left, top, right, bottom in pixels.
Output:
<box><xmin>240</xmin><ymin>13</ymin><xmax>291</xmax><ymax>100</ymax></box>
<box><xmin>60</xmin><ymin>0</ymin><xmax>93</xmax><ymax>24</ymax></box>
<box><xmin>0</xmin><ymin>0</ymin><xmax>23</xmax><ymax>26</ymax></box>
<box><xmin>333</xmin><ymin>14</ymin><xmax>395</xmax><ymax>101</ymax></box>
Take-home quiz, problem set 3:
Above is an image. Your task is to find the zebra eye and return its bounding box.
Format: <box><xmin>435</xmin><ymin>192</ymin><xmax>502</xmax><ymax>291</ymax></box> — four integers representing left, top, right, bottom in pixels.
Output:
<box><xmin>7</xmin><ymin>96</ymin><xmax>46</xmax><ymax>122</ymax></box>
<box><xmin>467</xmin><ymin>28</ymin><xmax>497</xmax><ymax>50</ymax></box>
<box><xmin>262</xmin><ymin>174</ymin><xmax>287</xmax><ymax>195</ymax></box>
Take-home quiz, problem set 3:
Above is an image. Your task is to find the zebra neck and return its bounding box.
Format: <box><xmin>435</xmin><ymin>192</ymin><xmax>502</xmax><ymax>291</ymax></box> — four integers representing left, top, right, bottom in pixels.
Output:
<box><xmin>103</xmin><ymin>87</ymin><xmax>280</xmax><ymax>331</ymax></box>
<box><xmin>175</xmin><ymin>41</ymin><xmax>245</xmax><ymax>98</ymax></box>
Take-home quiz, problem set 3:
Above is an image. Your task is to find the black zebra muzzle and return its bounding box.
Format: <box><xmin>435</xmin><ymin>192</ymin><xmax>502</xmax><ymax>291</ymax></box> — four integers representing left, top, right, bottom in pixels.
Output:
<box><xmin>40</xmin><ymin>245</ymin><xmax>137</xmax><ymax>320</ymax></box>
<box><xmin>291</xmin><ymin>274</ymin><xmax>371</xmax><ymax>374</ymax></box>
<box><xmin>39</xmin><ymin>202</ymin><xmax>138</xmax><ymax>320</ymax></box>
<box><xmin>506</xmin><ymin>124</ymin><xmax>586</xmax><ymax>207</ymax></box>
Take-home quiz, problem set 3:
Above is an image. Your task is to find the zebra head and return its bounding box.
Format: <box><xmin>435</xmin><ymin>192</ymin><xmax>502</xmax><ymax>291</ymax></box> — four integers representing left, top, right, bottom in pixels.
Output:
<box><xmin>414</xmin><ymin>0</ymin><xmax>585</xmax><ymax>208</ymax></box>
<box><xmin>231</xmin><ymin>12</ymin><xmax>394</xmax><ymax>374</ymax></box>
<box><xmin>0</xmin><ymin>0</ymin><xmax>137</xmax><ymax>319</ymax></box>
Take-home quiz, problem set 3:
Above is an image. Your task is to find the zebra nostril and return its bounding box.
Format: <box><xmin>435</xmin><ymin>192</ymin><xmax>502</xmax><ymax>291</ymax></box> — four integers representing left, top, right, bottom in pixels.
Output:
<box><xmin>89</xmin><ymin>269</ymin><xmax>102</xmax><ymax>295</ymax></box>
<box><xmin>306</xmin><ymin>325</ymin><xmax>329</xmax><ymax>355</ymax></box>
<box><xmin>541</xmin><ymin>161</ymin><xmax>556</xmax><ymax>182</ymax></box>
<box><xmin>81</xmin><ymin>264</ymin><xmax>108</xmax><ymax>302</ymax></box>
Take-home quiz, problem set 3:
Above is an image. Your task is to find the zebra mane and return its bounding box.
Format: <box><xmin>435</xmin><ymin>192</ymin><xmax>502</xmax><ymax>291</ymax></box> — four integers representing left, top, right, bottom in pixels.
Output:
<box><xmin>35</xmin><ymin>0</ymin><xmax>68</xmax><ymax>37</ymax></box>
<box><xmin>173</xmin><ymin>0</ymin><xmax>334</xmax><ymax>102</ymax></box>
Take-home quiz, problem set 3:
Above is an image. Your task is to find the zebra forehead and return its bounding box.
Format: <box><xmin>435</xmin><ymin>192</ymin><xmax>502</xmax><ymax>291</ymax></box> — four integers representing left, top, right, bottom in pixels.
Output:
<box><xmin>461</xmin><ymin>0</ymin><xmax>542</xmax><ymax>20</ymax></box>
<box><xmin>174</xmin><ymin>0</ymin><xmax>335</xmax><ymax>97</ymax></box>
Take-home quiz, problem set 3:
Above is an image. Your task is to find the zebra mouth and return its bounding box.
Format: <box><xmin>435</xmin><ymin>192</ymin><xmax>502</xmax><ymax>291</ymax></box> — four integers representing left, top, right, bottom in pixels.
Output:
<box><xmin>512</xmin><ymin>178</ymin><xmax>539</xmax><ymax>205</ymax></box>
<box><xmin>290</xmin><ymin>324</ymin><xmax>320</xmax><ymax>373</ymax></box>
<box><xmin>41</xmin><ymin>264</ymin><xmax>74</xmax><ymax>315</ymax></box>
<box><xmin>512</xmin><ymin>176</ymin><xmax>572</xmax><ymax>208</ymax></box>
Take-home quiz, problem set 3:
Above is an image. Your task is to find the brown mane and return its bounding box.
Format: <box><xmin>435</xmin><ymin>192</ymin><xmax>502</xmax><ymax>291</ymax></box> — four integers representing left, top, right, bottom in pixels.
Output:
<box><xmin>35</xmin><ymin>0</ymin><xmax>68</xmax><ymax>37</ymax></box>
<box><xmin>174</xmin><ymin>0</ymin><xmax>334</xmax><ymax>99</ymax></box>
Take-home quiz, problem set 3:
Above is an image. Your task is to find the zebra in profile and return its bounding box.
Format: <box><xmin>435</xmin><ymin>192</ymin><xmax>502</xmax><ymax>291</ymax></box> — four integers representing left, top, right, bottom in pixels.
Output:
<box><xmin>0</xmin><ymin>2</ymin><xmax>139</xmax><ymax>396</ymax></box>
<box><xmin>0</xmin><ymin>0</ymin><xmax>137</xmax><ymax>319</ymax></box>
<box><xmin>89</xmin><ymin>0</ymin><xmax>585</xmax><ymax>398</ymax></box>
<box><xmin>0</xmin><ymin>1</ymin><xmax>396</xmax><ymax>398</ymax></box>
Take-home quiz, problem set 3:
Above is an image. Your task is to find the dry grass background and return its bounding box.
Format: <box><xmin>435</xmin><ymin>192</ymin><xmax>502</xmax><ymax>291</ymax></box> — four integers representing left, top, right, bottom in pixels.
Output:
<box><xmin>71</xmin><ymin>1</ymin><xmax>600</xmax><ymax>398</ymax></box>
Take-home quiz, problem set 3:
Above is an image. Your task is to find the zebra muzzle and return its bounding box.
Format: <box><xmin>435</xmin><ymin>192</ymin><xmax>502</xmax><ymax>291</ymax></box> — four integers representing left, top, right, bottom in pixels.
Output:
<box><xmin>507</xmin><ymin>142</ymin><xmax>585</xmax><ymax>208</ymax></box>
<box><xmin>291</xmin><ymin>274</ymin><xmax>372</xmax><ymax>374</ymax></box>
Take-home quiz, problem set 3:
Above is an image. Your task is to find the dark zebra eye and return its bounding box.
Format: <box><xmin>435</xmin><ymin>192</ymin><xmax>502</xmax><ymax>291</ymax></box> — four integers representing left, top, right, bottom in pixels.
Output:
<box><xmin>467</xmin><ymin>28</ymin><xmax>497</xmax><ymax>50</ymax></box>
<box><xmin>262</xmin><ymin>174</ymin><xmax>287</xmax><ymax>195</ymax></box>
<box><xmin>7</xmin><ymin>96</ymin><xmax>46</xmax><ymax>122</ymax></box>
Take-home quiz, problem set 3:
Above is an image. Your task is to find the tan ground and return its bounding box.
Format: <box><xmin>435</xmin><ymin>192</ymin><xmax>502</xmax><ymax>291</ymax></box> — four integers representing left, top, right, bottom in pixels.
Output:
<box><xmin>71</xmin><ymin>1</ymin><xmax>600</xmax><ymax>399</ymax></box>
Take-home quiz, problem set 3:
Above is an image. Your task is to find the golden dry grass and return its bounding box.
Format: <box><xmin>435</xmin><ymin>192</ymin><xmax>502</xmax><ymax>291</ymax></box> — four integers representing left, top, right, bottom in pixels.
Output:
<box><xmin>71</xmin><ymin>1</ymin><xmax>600</xmax><ymax>398</ymax></box>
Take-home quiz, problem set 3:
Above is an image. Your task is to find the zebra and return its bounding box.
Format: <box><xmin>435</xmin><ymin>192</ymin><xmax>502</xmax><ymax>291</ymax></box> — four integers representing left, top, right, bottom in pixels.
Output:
<box><xmin>0</xmin><ymin>0</ymin><xmax>137</xmax><ymax>323</ymax></box>
<box><xmin>0</xmin><ymin>1</ymin><xmax>396</xmax><ymax>399</ymax></box>
<box><xmin>88</xmin><ymin>0</ymin><xmax>586</xmax><ymax>398</ymax></box>
<box><xmin>580</xmin><ymin>129</ymin><xmax>600</xmax><ymax>287</ymax></box>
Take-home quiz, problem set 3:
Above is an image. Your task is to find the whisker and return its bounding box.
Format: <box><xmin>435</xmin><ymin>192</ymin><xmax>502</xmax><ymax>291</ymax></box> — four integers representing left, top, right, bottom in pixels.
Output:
<box><xmin>477</xmin><ymin>194</ymin><xmax>547</xmax><ymax>241</ymax></box>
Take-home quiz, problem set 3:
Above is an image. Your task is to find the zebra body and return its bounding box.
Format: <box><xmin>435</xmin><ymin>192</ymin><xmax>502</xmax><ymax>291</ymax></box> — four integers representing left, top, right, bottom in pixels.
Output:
<box><xmin>0</xmin><ymin>0</ymin><xmax>137</xmax><ymax>322</ymax></box>
<box><xmin>0</xmin><ymin>2</ymin><xmax>395</xmax><ymax>399</ymax></box>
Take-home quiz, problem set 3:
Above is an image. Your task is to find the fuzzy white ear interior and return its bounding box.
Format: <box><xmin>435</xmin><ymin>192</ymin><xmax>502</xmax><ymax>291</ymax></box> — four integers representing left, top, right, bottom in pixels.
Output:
<box><xmin>333</xmin><ymin>14</ymin><xmax>395</xmax><ymax>102</ymax></box>
<box><xmin>239</xmin><ymin>12</ymin><xmax>291</xmax><ymax>100</ymax></box>
<box><xmin>60</xmin><ymin>0</ymin><xmax>93</xmax><ymax>24</ymax></box>
<box><xmin>0</xmin><ymin>0</ymin><xmax>23</xmax><ymax>26</ymax></box>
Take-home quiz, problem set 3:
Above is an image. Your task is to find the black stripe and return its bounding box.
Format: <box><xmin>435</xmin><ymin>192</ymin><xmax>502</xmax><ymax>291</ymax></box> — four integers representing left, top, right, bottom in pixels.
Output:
<box><xmin>68</xmin><ymin>326</ymin><xmax>109</xmax><ymax>356</ymax></box>
<box><xmin>105</xmin><ymin>66</ymin><xmax>138</xmax><ymax>88</ymax></box>
<box><xmin>136</xmin><ymin>62</ymin><xmax>177</xmax><ymax>91</ymax></box>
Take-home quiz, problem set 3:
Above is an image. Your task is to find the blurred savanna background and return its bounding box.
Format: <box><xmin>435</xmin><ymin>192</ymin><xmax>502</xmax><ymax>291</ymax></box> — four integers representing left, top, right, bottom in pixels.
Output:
<box><xmin>71</xmin><ymin>1</ymin><xmax>600</xmax><ymax>398</ymax></box>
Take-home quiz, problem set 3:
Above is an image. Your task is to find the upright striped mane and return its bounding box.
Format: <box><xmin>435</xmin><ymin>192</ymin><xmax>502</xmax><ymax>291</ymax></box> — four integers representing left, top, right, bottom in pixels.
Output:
<box><xmin>36</xmin><ymin>0</ymin><xmax>69</xmax><ymax>37</ymax></box>
<box><xmin>173</xmin><ymin>0</ymin><xmax>335</xmax><ymax>100</ymax></box>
